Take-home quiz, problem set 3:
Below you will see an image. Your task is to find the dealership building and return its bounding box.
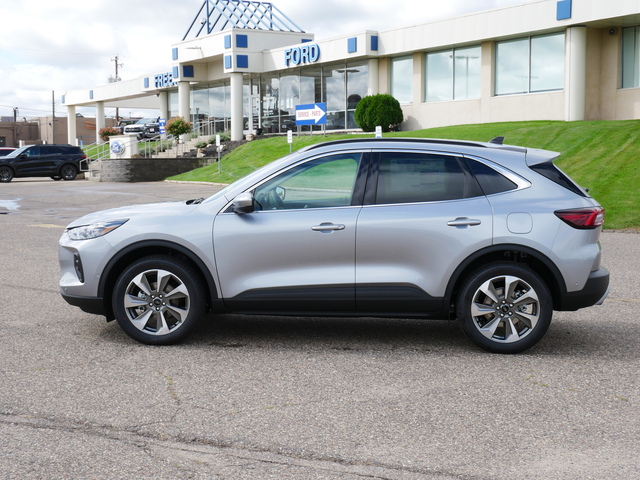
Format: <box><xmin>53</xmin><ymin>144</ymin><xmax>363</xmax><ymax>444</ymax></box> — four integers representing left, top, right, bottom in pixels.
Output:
<box><xmin>63</xmin><ymin>0</ymin><xmax>640</xmax><ymax>143</ymax></box>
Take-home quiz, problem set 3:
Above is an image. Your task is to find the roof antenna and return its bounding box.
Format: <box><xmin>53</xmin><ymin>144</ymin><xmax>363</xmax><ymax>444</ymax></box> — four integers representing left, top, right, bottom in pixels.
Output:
<box><xmin>489</xmin><ymin>136</ymin><xmax>504</xmax><ymax>145</ymax></box>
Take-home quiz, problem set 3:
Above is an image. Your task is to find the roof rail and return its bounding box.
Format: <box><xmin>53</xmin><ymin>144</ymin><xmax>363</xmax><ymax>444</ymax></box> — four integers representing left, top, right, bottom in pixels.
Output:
<box><xmin>303</xmin><ymin>137</ymin><xmax>492</xmax><ymax>151</ymax></box>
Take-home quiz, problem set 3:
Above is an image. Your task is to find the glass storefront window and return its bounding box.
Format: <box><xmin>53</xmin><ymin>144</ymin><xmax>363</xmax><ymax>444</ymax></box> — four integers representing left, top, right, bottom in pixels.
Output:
<box><xmin>210</xmin><ymin>84</ymin><xmax>230</xmax><ymax>132</ymax></box>
<box><xmin>425</xmin><ymin>46</ymin><xmax>481</xmax><ymax>102</ymax></box>
<box><xmin>261</xmin><ymin>75</ymin><xmax>280</xmax><ymax>134</ymax></box>
<box><xmin>454</xmin><ymin>46</ymin><xmax>481</xmax><ymax>100</ymax></box>
<box><xmin>495</xmin><ymin>33</ymin><xmax>564</xmax><ymax>95</ymax></box>
<box><xmin>346</xmin><ymin>64</ymin><xmax>368</xmax><ymax>128</ymax></box>
<box><xmin>622</xmin><ymin>26</ymin><xmax>640</xmax><ymax>88</ymax></box>
<box><xmin>530</xmin><ymin>34</ymin><xmax>565</xmax><ymax>92</ymax></box>
<box><xmin>169</xmin><ymin>91</ymin><xmax>179</xmax><ymax>118</ymax></box>
<box><xmin>192</xmin><ymin>88</ymin><xmax>209</xmax><ymax>123</ymax></box>
<box><xmin>391</xmin><ymin>56</ymin><xmax>413</xmax><ymax>104</ymax></box>
<box><xmin>495</xmin><ymin>38</ymin><xmax>529</xmax><ymax>95</ymax></box>
<box><xmin>279</xmin><ymin>73</ymin><xmax>300</xmax><ymax>131</ymax></box>
<box><xmin>254</xmin><ymin>62</ymin><xmax>369</xmax><ymax>133</ymax></box>
<box><xmin>426</xmin><ymin>50</ymin><xmax>453</xmax><ymax>102</ymax></box>
<box><xmin>324</xmin><ymin>66</ymin><xmax>346</xmax><ymax>129</ymax></box>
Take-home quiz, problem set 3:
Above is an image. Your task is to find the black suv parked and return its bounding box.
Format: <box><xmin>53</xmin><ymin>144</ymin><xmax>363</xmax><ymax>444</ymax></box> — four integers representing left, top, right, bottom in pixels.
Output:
<box><xmin>0</xmin><ymin>144</ymin><xmax>87</xmax><ymax>182</ymax></box>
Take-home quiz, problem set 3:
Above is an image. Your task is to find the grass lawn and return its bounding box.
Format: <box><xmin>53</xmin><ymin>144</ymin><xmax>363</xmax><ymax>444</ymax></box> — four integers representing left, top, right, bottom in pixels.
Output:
<box><xmin>169</xmin><ymin>120</ymin><xmax>640</xmax><ymax>230</ymax></box>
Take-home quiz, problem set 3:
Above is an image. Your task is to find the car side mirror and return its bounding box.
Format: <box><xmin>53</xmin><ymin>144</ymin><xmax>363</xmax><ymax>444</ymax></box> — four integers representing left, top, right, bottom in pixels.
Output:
<box><xmin>232</xmin><ymin>192</ymin><xmax>255</xmax><ymax>214</ymax></box>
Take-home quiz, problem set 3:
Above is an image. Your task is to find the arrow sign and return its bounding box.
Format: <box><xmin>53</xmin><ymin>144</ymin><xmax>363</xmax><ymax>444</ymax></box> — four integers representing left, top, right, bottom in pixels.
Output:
<box><xmin>295</xmin><ymin>102</ymin><xmax>327</xmax><ymax>126</ymax></box>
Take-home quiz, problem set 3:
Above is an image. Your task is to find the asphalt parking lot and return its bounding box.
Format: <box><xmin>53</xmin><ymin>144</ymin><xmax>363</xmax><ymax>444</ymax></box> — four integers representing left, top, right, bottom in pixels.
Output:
<box><xmin>1</xmin><ymin>178</ymin><xmax>638</xmax><ymax>479</ymax></box>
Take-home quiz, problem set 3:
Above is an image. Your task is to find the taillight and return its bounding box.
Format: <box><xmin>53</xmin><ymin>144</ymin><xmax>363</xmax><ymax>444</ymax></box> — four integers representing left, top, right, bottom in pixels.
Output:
<box><xmin>555</xmin><ymin>207</ymin><xmax>605</xmax><ymax>229</ymax></box>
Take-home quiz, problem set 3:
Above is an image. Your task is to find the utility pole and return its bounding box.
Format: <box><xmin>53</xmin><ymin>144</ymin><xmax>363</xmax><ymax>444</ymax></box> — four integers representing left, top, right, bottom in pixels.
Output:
<box><xmin>111</xmin><ymin>55</ymin><xmax>123</xmax><ymax>121</ymax></box>
<box><xmin>52</xmin><ymin>90</ymin><xmax>56</xmax><ymax>144</ymax></box>
<box><xmin>13</xmin><ymin>107</ymin><xmax>18</xmax><ymax>146</ymax></box>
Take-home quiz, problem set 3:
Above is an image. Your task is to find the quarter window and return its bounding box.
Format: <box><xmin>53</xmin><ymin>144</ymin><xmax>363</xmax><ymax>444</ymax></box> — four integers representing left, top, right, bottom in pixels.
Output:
<box><xmin>253</xmin><ymin>153</ymin><xmax>362</xmax><ymax>210</ymax></box>
<box><xmin>375</xmin><ymin>153</ymin><xmax>480</xmax><ymax>204</ymax></box>
<box><xmin>466</xmin><ymin>158</ymin><xmax>518</xmax><ymax>195</ymax></box>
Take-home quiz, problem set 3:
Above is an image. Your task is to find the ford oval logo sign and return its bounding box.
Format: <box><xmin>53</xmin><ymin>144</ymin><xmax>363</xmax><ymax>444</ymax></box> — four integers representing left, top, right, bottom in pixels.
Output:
<box><xmin>110</xmin><ymin>140</ymin><xmax>125</xmax><ymax>155</ymax></box>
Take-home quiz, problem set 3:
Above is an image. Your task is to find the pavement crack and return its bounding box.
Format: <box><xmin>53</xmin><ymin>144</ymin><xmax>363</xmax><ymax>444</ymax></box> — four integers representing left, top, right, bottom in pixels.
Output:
<box><xmin>1</xmin><ymin>411</ymin><xmax>471</xmax><ymax>479</ymax></box>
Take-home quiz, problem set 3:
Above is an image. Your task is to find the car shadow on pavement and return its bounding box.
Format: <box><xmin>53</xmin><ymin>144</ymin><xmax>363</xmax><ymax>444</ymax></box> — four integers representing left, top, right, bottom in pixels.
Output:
<box><xmin>98</xmin><ymin>313</ymin><xmax>470</xmax><ymax>353</ymax></box>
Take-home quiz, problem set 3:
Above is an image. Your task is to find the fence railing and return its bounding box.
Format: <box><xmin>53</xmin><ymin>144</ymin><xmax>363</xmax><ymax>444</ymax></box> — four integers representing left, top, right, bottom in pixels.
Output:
<box><xmin>192</xmin><ymin>120</ymin><xmax>219</xmax><ymax>138</ymax></box>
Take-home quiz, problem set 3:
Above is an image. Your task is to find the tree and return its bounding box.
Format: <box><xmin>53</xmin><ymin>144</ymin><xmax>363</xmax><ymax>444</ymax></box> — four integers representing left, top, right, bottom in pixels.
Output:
<box><xmin>166</xmin><ymin>117</ymin><xmax>193</xmax><ymax>137</ymax></box>
<box><xmin>354</xmin><ymin>94</ymin><xmax>404</xmax><ymax>132</ymax></box>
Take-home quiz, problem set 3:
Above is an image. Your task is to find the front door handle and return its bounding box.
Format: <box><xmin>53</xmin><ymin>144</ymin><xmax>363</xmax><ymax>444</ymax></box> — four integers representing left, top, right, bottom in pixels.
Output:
<box><xmin>312</xmin><ymin>223</ymin><xmax>346</xmax><ymax>232</ymax></box>
<box><xmin>447</xmin><ymin>217</ymin><xmax>481</xmax><ymax>227</ymax></box>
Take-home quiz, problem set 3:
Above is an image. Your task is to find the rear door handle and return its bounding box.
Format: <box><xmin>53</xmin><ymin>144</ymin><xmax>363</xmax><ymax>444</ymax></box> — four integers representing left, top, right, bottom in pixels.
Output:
<box><xmin>447</xmin><ymin>217</ymin><xmax>481</xmax><ymax>227</ymax></box>
<box><xmin>312</xmin><ymin>223</ymin><xmax>346</xmax><ymax>232</ymax></box>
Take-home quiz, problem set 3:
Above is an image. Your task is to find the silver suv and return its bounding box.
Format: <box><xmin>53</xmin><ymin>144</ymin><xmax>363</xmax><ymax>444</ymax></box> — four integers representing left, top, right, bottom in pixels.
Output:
<box><xmin>59</xmin><ymin>138</ymin><xmax>609</xmax><ymax>353</ymax></box>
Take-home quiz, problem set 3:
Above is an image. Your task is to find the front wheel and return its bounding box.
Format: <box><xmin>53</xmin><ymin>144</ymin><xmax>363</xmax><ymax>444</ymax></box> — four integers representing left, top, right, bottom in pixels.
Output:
<box><xmin>457</xmin><ymin>263</ymin><xmax>552</xmax><ymax>354</ymax></box>
<box><xmin>112</xmin><ymin>255</ymin><xmax>206</xmax><ymax>345</ymax></box>
<box><xmin>0</xmin><ymin>166</ymin><xmax>13</xmax><ymax>182</ymax></box>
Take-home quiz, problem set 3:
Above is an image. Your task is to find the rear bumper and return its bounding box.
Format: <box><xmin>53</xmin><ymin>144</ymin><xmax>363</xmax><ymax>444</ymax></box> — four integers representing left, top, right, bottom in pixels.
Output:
<box><xmin>556</xmin><ymin>267</ymin><xmax>610</xmax><ymax>311</ymax></box>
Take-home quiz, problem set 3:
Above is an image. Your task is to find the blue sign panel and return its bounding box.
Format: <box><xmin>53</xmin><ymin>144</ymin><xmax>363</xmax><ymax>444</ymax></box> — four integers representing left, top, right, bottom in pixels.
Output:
<box><xmin>295</xmin><ymin>103</ymin><xmax>327</xmax><ymax>126</ymax></box>
<box><xmin>159</xmin><ymin>118</ymin><xmax>167</xmax><ymax>135</ymax></box>
<box><xmin>557</xmin><ymin>0</ymin><xmax>572</xmax><ymax>20</ymax></box>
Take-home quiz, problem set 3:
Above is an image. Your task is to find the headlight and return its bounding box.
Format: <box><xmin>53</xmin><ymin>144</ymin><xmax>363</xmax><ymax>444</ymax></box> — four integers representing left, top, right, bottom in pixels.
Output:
<box><xmin>66</xmin><ymin>219</ymin><xmax>128</xmax><ymax>240</ymax></box>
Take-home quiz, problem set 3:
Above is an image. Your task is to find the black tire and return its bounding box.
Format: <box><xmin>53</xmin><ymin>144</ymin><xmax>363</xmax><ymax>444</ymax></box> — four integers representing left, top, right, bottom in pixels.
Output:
<box><xmin>60</xmin><ymin>164</ymin><xmax>77</xmax><ymax>181</ymax></box>
<box><xmin>112</xmin><ymin>255</ymin><xmax>206</xmax><ymax>345</ymax></box>
<box><xmin>51</xmin><ymin>176</ymin><xmax>62</xmax><ymax>181</ymax></box>
<box><xmin>457</xmin><ymin>263</ymin><xmax>552</xmax><ymax>354</ymax></box>
<box><xmin>0</xmin><ymin>166</ymin><xmax>14</xmax><ymax>182</ymax></box>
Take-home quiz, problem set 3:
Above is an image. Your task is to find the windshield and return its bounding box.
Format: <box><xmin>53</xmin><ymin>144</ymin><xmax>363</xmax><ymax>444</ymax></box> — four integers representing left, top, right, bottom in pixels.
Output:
<box><xmin>136</xmin><ymin>118</ymin><xmax>157</xmax><ymax>124</ymax></box>
<box><xmin>4</xmin><ymin>146</ymin><xmax>31</xmax><ymax>158</ymax></box>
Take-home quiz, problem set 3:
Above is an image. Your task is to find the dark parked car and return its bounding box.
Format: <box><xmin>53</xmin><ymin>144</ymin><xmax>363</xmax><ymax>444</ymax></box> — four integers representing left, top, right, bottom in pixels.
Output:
<box><xmin>0</xmin><ymin>144</ymin><xmax>87</xmax><ymax>182</ymax></box>
<box><xmin>59</xmin><ymin>138</ymin><xmax>609</xmax><ymax>353</ymax></box>
<box><xmin>0</xmin><ymin>147</ymin><xmax>16</xmax><ymax>157</ymax></box>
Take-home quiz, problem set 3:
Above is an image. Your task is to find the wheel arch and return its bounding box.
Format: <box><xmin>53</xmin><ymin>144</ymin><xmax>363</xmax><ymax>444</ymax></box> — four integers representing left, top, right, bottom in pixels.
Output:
<box><xmin>57</xmin><ymin>162</ymin><xmax>78</xmax><ymax>174</ymax></box>
<box><xmin>445</xmin><ymin>245</ymin><xmax>566</xmax><ymax>312</ymax></box>
<box><xmin>98</xmin><ymin>240</ymin><xmax>219</xmax><ymax>320</ymax></box>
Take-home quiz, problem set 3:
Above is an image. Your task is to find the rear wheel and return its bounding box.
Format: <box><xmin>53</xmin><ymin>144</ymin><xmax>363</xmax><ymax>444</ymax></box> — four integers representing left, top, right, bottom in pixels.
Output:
<box><xmin>112</xmin><ymin>255</ymin><xmax>206</xmax><ymax>345</ymax></box>
<box><xmin>0</xmin><ymin>166</ymin><xmax>13</xmax><ymax>182</ymax></box>
<box><xmin>457</xmin><ymin>263</ymin><xmax>552</xmax><ymax>354</ymax></box>
<box><xmin>60</xmin><ymin>164</ymin><xmax>77</xmax><ymax>181</ymax></box>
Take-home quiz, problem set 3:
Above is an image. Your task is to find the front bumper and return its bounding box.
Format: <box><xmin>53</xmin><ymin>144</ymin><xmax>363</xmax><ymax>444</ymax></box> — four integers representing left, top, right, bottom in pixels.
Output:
<box><xmin>556</xmin><ymin>266</ymin><xmax>610</xmax><ymax>311</ymax></box>
<box><xmin>61</xmin><ymin>291</ymin><xmax>107</xmax><ymax>317</ymax></box>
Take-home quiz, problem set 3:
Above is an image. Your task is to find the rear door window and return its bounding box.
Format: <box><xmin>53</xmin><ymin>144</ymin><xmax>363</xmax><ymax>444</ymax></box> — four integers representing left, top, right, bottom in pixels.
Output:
<box><xmin>373</xmin><ymin>152</ymin><xmax>482</xmax><ymax>204</ymax></box>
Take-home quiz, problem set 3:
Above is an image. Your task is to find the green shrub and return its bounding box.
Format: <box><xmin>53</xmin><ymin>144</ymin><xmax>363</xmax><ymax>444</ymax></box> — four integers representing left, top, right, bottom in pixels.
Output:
<box><xmin>354</xmin><ymin>94</ymin><xmax>404</xmax><ymax>132</ymax></box>
<box><xmin>207</xmin><ymin>132</ymin><xmax>231</xmax><ymax>144</ymax></box>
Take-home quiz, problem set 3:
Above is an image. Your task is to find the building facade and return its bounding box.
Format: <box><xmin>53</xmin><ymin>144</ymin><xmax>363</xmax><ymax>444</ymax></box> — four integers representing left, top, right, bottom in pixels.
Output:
<box><xmin>63</xmin><ymin>0</ymin><xmax>640</xmax><ymax>143</ymax></box>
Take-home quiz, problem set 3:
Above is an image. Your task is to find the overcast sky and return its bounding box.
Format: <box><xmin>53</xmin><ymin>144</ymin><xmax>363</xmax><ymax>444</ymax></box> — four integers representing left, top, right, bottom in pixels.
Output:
<box><xmin>0</xmin><ymin>0</ymin><xmax>527</xmax><ymax>119</ymax></box>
